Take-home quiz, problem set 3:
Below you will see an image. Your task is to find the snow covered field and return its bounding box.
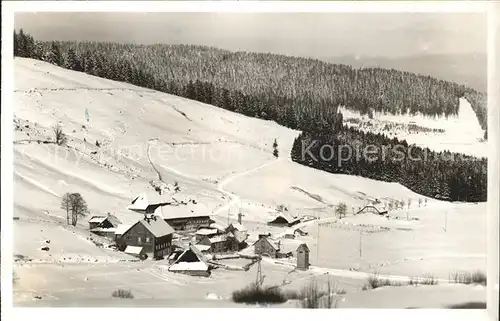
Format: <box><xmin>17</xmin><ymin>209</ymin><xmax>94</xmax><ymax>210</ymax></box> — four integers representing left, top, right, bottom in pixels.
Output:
<box><xmin>12</xmin><ymin>58</ymin><xmax>487</xmax><ymax>308</ymax></box>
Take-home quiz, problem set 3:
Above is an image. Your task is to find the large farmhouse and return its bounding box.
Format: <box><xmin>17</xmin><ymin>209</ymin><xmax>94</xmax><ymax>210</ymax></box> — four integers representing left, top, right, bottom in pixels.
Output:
<box><xmin>116</xmin><ymin>215</ymin><xmax>175</xmax><ymax>260</ymax></box>
<box><xmin>127</xmin><ymin>192</ymin><xmax>214</xmax><ymax>232</ymax></box>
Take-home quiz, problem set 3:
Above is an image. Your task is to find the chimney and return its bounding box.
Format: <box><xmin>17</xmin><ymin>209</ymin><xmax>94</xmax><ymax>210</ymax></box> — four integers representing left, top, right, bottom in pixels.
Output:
<box><xmin>238</xmin><ymin>212</ymin><xmax>242</xmax><ymax>225</ymax></box>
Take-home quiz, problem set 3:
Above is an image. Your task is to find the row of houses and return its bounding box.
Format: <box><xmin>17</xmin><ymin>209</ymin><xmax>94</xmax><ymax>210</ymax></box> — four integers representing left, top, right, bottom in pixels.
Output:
<box><xmin>88</xmin><ymin>191</ymin><xmax>310</xmax><ymax>273</ymax></box>
<box><xmin>254</xmin><ymin>235</ymin><xmax>310</xmax><ymax>270</ymax></box>
<box><xmin>194</xmin><ymin>222</ymin><xmax>249</xmax><ymax>253</ymax></box>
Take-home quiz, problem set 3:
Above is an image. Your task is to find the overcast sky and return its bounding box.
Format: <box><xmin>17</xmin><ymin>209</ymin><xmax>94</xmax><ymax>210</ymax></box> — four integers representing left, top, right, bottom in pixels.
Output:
<box><xmin>15</xmin><ymin>12</ymin><xmax>487</xmax><ymax>59</ymax></box>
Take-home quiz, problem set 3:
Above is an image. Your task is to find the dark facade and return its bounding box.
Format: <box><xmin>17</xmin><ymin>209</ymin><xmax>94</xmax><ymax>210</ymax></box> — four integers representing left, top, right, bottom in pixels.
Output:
<box><xmin>164</xmin><ymin>216</ymin><xmax>213</xmax><ymax>232</ymax></box>
<box><xmin>89</xmin><ymin>217</ymin><xmax>115</xmax><ymax>230</ymax></box>
<box><xmin>267</xmin><ymin>216</ymin><xmax>300</xmax><ymax>228</ymax></box>
<box><xmin>117</xmin><ymin>222</ymin><xmax>172</xmax><ymax>259</ymax></box>
<box><xmin>253</xmin><ymin>237</ymin><xmax>278</xmax><ymax>258</ymax></box>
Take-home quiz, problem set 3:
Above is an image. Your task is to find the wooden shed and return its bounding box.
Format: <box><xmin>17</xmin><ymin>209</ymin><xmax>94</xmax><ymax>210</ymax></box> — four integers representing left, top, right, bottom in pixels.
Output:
<box><xmin>296</xmin><ymin>243</ymin><xmax>310</xmax><ymax>270</ymax></box>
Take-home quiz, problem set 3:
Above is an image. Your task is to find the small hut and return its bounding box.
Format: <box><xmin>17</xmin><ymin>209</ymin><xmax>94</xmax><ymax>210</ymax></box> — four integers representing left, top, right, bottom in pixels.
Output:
<box><xmin>296</xmin><ymin>243</ymin><xmax>310</xmax><ymax>270</ymax></box>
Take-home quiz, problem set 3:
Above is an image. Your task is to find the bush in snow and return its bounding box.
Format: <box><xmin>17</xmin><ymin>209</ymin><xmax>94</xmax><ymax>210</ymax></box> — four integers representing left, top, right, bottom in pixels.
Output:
<box><xmin>449</xmin><ymin>270</ymin><xmax>486</xmax><ymax>286</ymax></box>
<box><xmin>298</xmin><ymin>278</ymin><xmax>338</xmax><ymax>309</ymax></box>
<box><xmin>53</xmin><ymin>124</ymin><xmax>67</xmax><ymax>146</ymax></box>
<box><xmin>232</xmin><ymin>283</ymin><xmax>286</xmax><ymax>305</ymax></box>
<box><xmin>112</xmin><ymin>289</ymin><xmax>134</xmax><ymax>299</ymax></box>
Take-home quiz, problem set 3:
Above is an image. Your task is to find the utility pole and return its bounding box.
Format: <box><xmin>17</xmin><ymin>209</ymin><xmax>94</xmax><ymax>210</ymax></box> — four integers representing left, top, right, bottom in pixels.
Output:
<box><xmin>317</xmin><ymin>223</ymin><xmax>320</xmax><ymax>263</ymax></box>
<box><xmin>444</xmin><ymin>211</ymin><xmax>448</xmax><ymax>232</ymax></box>
<box><xmin>359</xmin><ymin>231</ymin><xmax>363</xmax><ymax>258</ymax></box>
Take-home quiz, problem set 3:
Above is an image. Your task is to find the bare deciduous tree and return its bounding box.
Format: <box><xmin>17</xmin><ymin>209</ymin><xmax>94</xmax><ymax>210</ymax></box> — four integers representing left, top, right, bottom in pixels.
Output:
<box><xmin>335</xmin><ymin>202</ymin><xmax>347</xmax><ymax>219</ymax></box>
<box><xmin>61</xmin><ymin>192</ymin><xmax>89</xmax><ymax>226</ymax></box>
<box><xmin>53</xmin><ymin>124</ymin><xmax>67</xmax><ymax>146</ymax></box>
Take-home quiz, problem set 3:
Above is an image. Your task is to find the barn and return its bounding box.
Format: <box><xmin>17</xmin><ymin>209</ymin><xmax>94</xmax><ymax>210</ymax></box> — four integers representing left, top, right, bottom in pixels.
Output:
<box><xmin>88</xmin><ymin>215</ymin><xmax>120</xmax><ymax>230</ymax></box>
<box><xmin>116</xmin><ymin>215</ymin><xmax>175</xmax><ymax>260</ymax></box>
<box><xmin>267</xmin><ymin>212</ymin><xmax>301</xmax><ymax>227</ymax></box>
<box><xmin>89</xmin><ymin>215</ymin><xmax>121</xmax><ymax>239</ymax></box>
<box><xmin>127</xmin><ymin>192</ymin><xmax>174</xmax><ymax>215</ymax></box>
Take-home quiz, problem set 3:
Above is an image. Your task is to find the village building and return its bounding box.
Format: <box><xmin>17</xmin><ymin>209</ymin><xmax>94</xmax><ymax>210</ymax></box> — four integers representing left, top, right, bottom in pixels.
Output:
<box><xmin>253</xmin><ymin>235</ymin><xmax>279</xmax><ymax>258</ymax></box>
<box><xmin>253</xmin><ymin>236</ymin><xmax>309</xmax><ymax>263</ymax></box>
<box><xmin>226</xmin><ymin>222</ymin><xmax>249</xmax><ymax>249</ymax></box>
<box><xmin>89</xmin><ymin>215</ymin><xmax>121</xmax><ymax>239</ymax></box>
<box><xmin>168</xmin><ymin>243</ymin><xmax>211</xmax><ymax>277</ymax></box>
<box><xmin>283</xmin><ymin>227</ymin><xmax>308</xmax><ymax>239</ymax></box>
<box><xmin>114</xmin><ymin>224</ymin><xmax>132</xmax><ymax>241</ymax></box>
<box><xmin>267</xmin><ymin>212</ymin><xmax>301</xmax><ymax>227</ymax></box>
<box><xmin>356</xmin><ymin>205</ymin><xmax>388</xmax><ymax>216</ymax></box>
<box><xmin>276</xmin><ymin>239</ymin><xmax>307</xmax><ymax>258</ymax></box>
<box><xmin>194</xmin><ymin>228</ymin><xmax>219</xmax><ymax>242</ymax></box>
<box><xmin>197</xmin><ymin>233</ymin><xmax>239</xmax><ymax>253</ymax></box>
<box><xmin>127</xmin><ymin>192</ymin><xmax>174</xmax><ymax>215</ymax></box>
<box><xmin>116</xmin><ymin>215</ymin><xmax>175</xmax><ymax>260</ymax></box>
<box><xmin>124</xmin><ymin>245</ymin><xmax>147</xmax><ymax>260</ymax></box>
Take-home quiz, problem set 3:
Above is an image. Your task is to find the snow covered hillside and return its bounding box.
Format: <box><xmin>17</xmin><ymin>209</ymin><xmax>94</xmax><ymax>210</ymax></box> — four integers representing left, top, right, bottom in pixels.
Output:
<box><xmin>13</xmin><ymin>58</ymin><xmax>486</xmax><ymax>307</ymax></box>
<box><xmin>339</xmin><ymin>97</ymin><xmax>487</xmax><ymax>158</ymax></box>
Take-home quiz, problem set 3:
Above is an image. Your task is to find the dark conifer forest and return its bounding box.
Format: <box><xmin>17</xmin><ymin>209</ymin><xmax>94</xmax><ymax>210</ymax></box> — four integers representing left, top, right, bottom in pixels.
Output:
<box><xmin>13</xmin><ymin>30</ymin><xmax>487</xmax><ymax>202</ymax></box>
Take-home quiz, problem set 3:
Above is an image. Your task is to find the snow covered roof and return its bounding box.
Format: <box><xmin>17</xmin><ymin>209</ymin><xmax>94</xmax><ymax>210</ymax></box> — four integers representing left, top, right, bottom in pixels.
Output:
<box><xmin>115</xmin><ymin>224</ymin><xmax>132</xmax><ymax>235</ymax></box>
<box><xmin>253</xmin><ymin>237</ymin><xmax>279</xmax><ymax>250</ymax></box>
<box><xmin>90</xmin><ymin>227</ymin><xmax>116</xmax><ymax>233</ymax></box>
<box><xmin>168</xmin><ymin>243</ymin><xmax>210</xmax><ymax>272</ymax></box>
<box><xmin>269</xmin><ymin>212</ymin><xmax>301</xmax><ymax>224</ymax></box>
<box><xmin>278</xmin><ymin>239</ymin><xmax>308</xmax><ymax>254</ymax></box>
<box><xmin>228</xmin><ymin>222</ymin><xmax>247</xmax><ymax>232</ymax></box>
<box><xmin>168</xmin><ymin>261</ymin><xmax>209</xmax><ymax>272</ymax></box>
<box><xmin>127</xmin><ymin>192</ymin><xmax>174</xmax><ymax>211</ymax></box>
<box><xmin>157</xmin><ymin>202</ymin><xmax>212</xmax><ymax>220</ymax></box>
<box><xmin>124</xmin><ymin>246</ymin><xmax>144</xmax><ymax>255</ymax></box>
<box><xmin>195</xmin><ymin>228</ymin><xmax>218</xmax><ymax>236</ymax></box>
<box><xmin>139</xmin><ymin>217</ymin><xmax>175</xmax><ymax>238</ymax></box>
<box><xmin>208</xmin><ymin>235</ymin><xmax>228</xmax><ymax>243</ymax></box>
<box><xmin>194</xmin><ymin>244</ymin><xmax>211</xmax><ymax>252</ymax></box>
<box><xmin>210</xmin><ymin>222</ymin><xmax>226</xmax><ymax>232</ymax></box>
<box><xmin>89</xmin><ymin>216</ymin><xmax>108</xmax><ymax>224</ymax></box>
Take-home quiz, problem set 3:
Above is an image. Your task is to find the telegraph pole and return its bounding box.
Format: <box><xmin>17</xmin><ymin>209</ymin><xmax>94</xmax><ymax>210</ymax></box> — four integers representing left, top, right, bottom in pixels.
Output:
<box><xmin>317</xmin><ymin>223</ymin><xmax>320</xmax><ymax>263</ymax></box>
<box><xmin>444</xmin><ymin>211</ymin><xmax>448</xmax><ymax>232</ymax></box>
<box><xmin>359</xmin><ymin>231</ymin><xmax>363</xmax><ymax>258</ymax></box>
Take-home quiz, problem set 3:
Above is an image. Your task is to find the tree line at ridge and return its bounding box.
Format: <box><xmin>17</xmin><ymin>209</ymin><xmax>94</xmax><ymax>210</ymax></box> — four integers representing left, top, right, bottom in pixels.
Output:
<box><xmin>13</xmin><ymin>29</ymin><xmax>487</xmax><ymax>202</ymax></box>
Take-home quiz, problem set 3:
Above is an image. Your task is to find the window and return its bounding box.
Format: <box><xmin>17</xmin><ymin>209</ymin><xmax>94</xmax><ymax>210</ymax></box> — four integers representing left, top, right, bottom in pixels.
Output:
<box><xmin>146</xmin><ymin>237</ymin><xmax>150</xmax><ymax>243</ymax></box>
<box><xmin>138</xmin><ymin>237</ymin><xmax>141</xmax><ymax>243</ymax></box>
